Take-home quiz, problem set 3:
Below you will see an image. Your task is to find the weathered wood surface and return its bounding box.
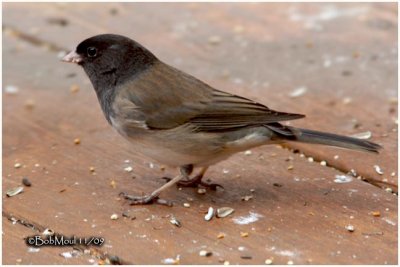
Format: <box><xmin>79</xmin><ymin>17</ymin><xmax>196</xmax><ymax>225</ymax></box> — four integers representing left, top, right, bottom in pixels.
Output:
<box><xmin>3</xmin><ymin>2</ymin><xmax>397</xmax><ymax>265</ymax></box>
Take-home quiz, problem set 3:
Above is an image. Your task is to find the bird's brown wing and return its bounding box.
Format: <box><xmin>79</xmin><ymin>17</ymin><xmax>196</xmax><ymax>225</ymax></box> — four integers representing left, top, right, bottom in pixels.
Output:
<box><xmin>185</xmin><ymin>89</ymin><xmax>304</xmax><ymax>132</ymax></box>
<box><xmin>117</xmin><ymin>62</ymin><xmax>304</xmax><ymax>132</ymax></box>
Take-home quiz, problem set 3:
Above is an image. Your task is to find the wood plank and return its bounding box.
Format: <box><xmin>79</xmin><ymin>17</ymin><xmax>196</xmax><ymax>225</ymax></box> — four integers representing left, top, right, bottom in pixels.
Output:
<box><xmin>2</xmin><ymin>217</ymin><xmax>96</xmax><ymax>265</ymax></box>
<box><xmin>3</xmin><ymin>3</ymin><xmax>397</xmax><ymax>264</ymax></box>
<box><xmin>3</xmin><ymin>2</ymin><xmax>397</xmax><ymax>188</ymax></box>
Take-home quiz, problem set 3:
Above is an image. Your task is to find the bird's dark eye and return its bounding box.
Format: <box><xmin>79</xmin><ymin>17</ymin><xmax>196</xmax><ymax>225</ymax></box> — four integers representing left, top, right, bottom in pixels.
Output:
<box><xmin>87</xmin><ymin>47</ymin><xmax>97</xmax><ymax>57</ymax></box>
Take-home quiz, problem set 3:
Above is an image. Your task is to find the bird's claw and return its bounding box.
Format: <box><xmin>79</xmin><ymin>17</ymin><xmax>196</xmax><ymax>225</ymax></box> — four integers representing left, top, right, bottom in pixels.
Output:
<box><xmin>119</xmin><ymin>192</ymin><xmax>173</xmax><ymax>206</ymax></box>
<box><xmin>161</xmin><ymin>177</ymin><xmax>223</xmax><ymax>191</ymax></box>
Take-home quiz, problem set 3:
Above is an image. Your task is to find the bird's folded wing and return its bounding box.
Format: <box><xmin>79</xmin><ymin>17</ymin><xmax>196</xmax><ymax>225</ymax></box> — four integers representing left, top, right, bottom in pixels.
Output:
<box><xmin>119</xmin><ymin>62</ymin><xmax>304</xmax><ymax>132</ymax></box>
<box><xmin>139</xmin><ymin>87</ymin><xmax>304</xmax><ymax>132</ymax></box>
<box><xmin>184</xmin><ymin>89</ymin><xmax>305</xmax><ymax>132</ymax></box>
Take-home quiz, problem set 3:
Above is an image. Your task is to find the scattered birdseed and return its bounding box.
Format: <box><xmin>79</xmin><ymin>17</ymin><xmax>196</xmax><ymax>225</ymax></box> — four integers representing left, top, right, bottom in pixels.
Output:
<box><xmin>334</xmin><ymin>155</ymin><xmax>339</xmax><ymax>160</ymax></box>
<box><xmin>110</xmin><ymin>180</ymin><xmax>116</xmax><ymax>188</ymax></box>
<box><xmin>240</xmin><ymin>232</ymin><xmax>249</xmax><ymax>237</ymax></box>
<box><xmin>238</xmin><ymin>246</ymin><xmax>246</xmax><ymax>251</ymax></box>
<box><xmin>345</xmin><ymin>225</ymin><xmax>355</xmax><ymax>232</ymax></box>
<box><xmin>70</xmin><ymin>84</ymin><xmax>80</xmax><ymax>93</ymax></box>
<box><xmin>334</xmin><ymin>175</ymin><xmax>353</xmax><ymax>183</ymax></box>
<box><xmin>233</xmin><ymin>25</ymin><xmax>245</xmax><ymax>33</ymax></box>
<box><xmin>22</xmin><ymin>177</ymin><xmax>31</xmax><ymax>187</ymax></box>
<box><xmin>199</xmin><ymin>250</ymin><xmax>212</xmax><ymax>257</ymax></box>
<box><xmin>170</xmin><ymin>216</ymin><xmax>181</xmax><ymax>227</ymax></box>
<box><xmin>124</xmin><ymin>166</ymin><xmax>133</xmax><ymax>172</ymax></box>
<box><xmin>373</xmin><ymin>165</ymin><xmax>383</xmax><ymax>175</ymax></box>
<box><xmin>240</xmin><ymin>255</ymin><xmax>252</xmax><ymax>260</ymax></box>
<box><xmin>108</xmin><ymin>255</ymin><xmax>122</xmax><ymax>265</ymax></box>
<box><xmin>5</xmin><ymin>85</ymin><xmax>19</xmax><ymax>94</ymax></box>
<box><xmin>208</xmin><ymin>35</ymin><xmax>222</xmax><ymax>45</ymax></box>
<box><xmin>42</xmin><ymin>228</ymin><xmax>54</xmax><ymax>236</ymax></box>
<box><xmin>205</xmin><ymin>207</ymin><xmax>215</xmax><ymax>221</ymax></box>
<box><xmin>351</xmin><ymin>131</ymin><xmax>372</xmax><ymax>140</ymax></box>
<box><xmin>28</xmin><ymin>247</ymin><xmax>40</xmax><ymax>253</ymax></box>
<box><xmin>307</xmin><ymin>157</ymin><xmax>314</xmax><ymax>162</ymax></box>
<box><xmin>197</xmin><ymin>188</ymin><xmax>206</xmax><ymax>195</ymax></box>
<box><xmin>342</xmin><ymin>97</ymin><xmax>352</xmax><ymax>105</ymax></box>
<box><xmin>250</xmin><ymin>188</ymin><xmax>255</xmax><ymax>193</ymax></box>
<box><xmin>149</xmin><ymin>162</ymin><xmax>155</xmax><ymax>169</ymax></box>
<box><xmin>289</xmin><ymin>86</ymin><xmax>307</xmax><ymax>98</ymax></box>
<box><xmin>110</xmin><ymin>214</ymin><xmax>119</xmax><ymax>220</ymax></box>
<box><xmin>241</xmin><ymin>195</ymin><xmax>253</xmax><ymax>201</ymax></box>
<box><xmin>73</xmin><ymin>138</ymin><xmax>80</xmax><ymax>145</ymax></box>
<box><xmin>183</xmin><ymin>202</ymin><xmax>191</xmax><ymax>208</ymax></box>
<box><xmin>388</xmin><ymin>96</ymin><xmax>398</xmax><ymax>105</ymax></box>
<box><xmin>89</xmin><ymin>166</ymin><xmax>95</xmax><ymax>173</ymax></box>
<box><xmin>60</xmin><ymin>251</ymin><xmax>79</xmax><ymax>258</ymax></box>
<box><xmin>287</xmin><ymin>165</ymin><xmax>294</xmax><ymax>170</ymax></box>
<box><xmin>287</xmin><ymin>260</ymin><xmax>294</xmax><ymax>265</ymax></box>
<box><xmin>385</xmin><ymin>188</ymin><xmax>393</xmax><ymax>193</ymax></box>
<box><xmin>14</xmin><ymin>163</ymin><xmax>22</xmax><ymax>169</ymax></box>
<box><xmin>222</xmin><ymin>169</ymin><xmax>230</xmax><ymax>174</ymax></box>
<box><xmin>224</xmin><ymin>260</ymin><xmax>230</xmax><ymax>265</ymax></box>
<box><xmin>6</xmin><ymin>186</ymin><xmax>24</xmax><ymax>197</ymax></box>
<box><xmin>217</xmin><ymin>233</ymin><xmax>225</xmax><ymax>239</ymax></box>
<box><xmin>24</xmin><ymin>99</ymin><xmax>35</xmax><ymax>109</ymax></box>
<box><xmin>391</xmin><ymin>172</ymin><xmax>396</xmax><ymax>177</ymax></box>
<box><xmin>320</xmin><ymin>161</ymin><xmax>327</xmax><ymax>166</ymax></box>
<box><xmin>244</xmin><ymin>150</ymin><xmax>252</xmax><ymax>155</ymax></box>
<box><xmin>265</xmin><ymin>258</ymin><xmax>273</xmax><ymax>265</ymax></box>
<box><xmin>349</xmin><ymin>169</ymin><xmax>357</xmax><ymax>177</ymax></box>
<box><xmin>216</xmin><ymin>207</ymin><xmax>235</xmax><ymax>218</ymax></box>
<box><xmin>371</xmin><ymin>211</ymin><xmax>381</xmax><ymax>217</ymax></box>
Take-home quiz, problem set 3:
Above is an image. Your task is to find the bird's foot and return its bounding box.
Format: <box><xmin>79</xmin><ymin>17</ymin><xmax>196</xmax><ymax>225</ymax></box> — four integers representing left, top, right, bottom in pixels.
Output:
<box><xmin>162</xmin><ymin>176</ymin><xmax>223</xmax><ymax>191</ymax></box>
<box><xmin>119</xmin><ymin>192</ymin><xmax>173</xmax><ymax>206</ymax></box>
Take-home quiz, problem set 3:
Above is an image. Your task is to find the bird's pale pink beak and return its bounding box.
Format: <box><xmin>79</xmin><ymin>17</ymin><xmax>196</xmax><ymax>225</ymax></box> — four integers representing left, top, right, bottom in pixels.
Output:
<box><xmin>62</xmin><ymin>51</ymin><xmax>82</xmax><ymax>64</ymax></box>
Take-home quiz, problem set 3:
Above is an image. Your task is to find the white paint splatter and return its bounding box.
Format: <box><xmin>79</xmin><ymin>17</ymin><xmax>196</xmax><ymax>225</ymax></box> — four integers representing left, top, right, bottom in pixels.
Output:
<box><xmin>288</xmin><ymin>5</ymin><xmax>367</xmax><ymax>31</ymax></box>
<box><xmin>323</xmin><ymin>59</ymin><xmax>332</xmax><ymax>68</ymax></box>
<box><xmin>124</xmin><ymin>166</ymin><xmax>133</xmax><ymax>172</ymax></box>
<box><xmin>28</xmin><ymin>247</ymin><xmax>40</xmax><ymax>253</ymax></box>
<box><xmin>162</xmin><ymin>258</ymin><xmax>176</xmax><ymax>264</ymax></box>
<box><xmin>5</xmin><ymin>85</ymin><xmax>19</xmax><ymax>94</ymax></box>
<box><xmin>60</xmin><ymin>251</ymin><xmax>74</xmax><ymax>258</ymax></box>
<box><xmin>232</xmin><ymin>211</ymin><xmax>263</xmax><ymax>225</ymax></box>
<box><xmin>275</xmin><ymin>250</ymin><xmax>296</xmax><ymax>257</ymax></box>
<box><xmin>334</xmin><ymin>175</ymin><xmax>353</xmax><ymax>183</ymax></box>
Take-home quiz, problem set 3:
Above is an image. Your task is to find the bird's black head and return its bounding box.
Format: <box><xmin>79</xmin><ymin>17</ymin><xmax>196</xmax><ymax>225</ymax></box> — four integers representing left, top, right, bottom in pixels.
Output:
<box><xmin>63</xmin><ymin>34</ymin><xmax>158</xmax><ymax>89</ymax></box>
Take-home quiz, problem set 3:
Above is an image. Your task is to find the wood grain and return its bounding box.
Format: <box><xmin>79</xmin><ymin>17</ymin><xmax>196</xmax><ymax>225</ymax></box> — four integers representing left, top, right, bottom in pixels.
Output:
<box><xmin>3</xmin><ymin>3</ymin><xmax>397</xmax><ymax>264</ymax></box>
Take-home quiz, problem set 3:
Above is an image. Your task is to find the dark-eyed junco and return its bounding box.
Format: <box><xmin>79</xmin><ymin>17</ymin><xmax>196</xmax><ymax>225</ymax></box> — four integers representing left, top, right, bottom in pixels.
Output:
<box><xmin>62</xmin><ymin>34</ymin><xmax>381</xmax><ymax>206</ymax></box>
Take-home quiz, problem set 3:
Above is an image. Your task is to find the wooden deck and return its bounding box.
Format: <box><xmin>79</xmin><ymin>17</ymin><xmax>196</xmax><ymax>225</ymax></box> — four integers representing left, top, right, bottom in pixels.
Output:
<box><xmin>2</xmin><ymin>2</ymin><xmax>398</xmax><ymax>265</ymax></box>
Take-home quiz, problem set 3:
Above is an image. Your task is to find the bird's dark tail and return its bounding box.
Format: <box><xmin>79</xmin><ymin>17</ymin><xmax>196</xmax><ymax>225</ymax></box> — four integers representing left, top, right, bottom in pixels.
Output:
<box><xmin>267</xmin><ymin>124</ymin><xmax>382</xmax><ymax>153</ymax></box>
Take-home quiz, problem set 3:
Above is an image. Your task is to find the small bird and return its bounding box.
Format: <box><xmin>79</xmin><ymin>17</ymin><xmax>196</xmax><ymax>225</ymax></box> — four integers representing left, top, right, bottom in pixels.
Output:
<box><xmin>63</xmin><ymin>34</ymin><xmax>381</xmax><ymax>206</ymax></box>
